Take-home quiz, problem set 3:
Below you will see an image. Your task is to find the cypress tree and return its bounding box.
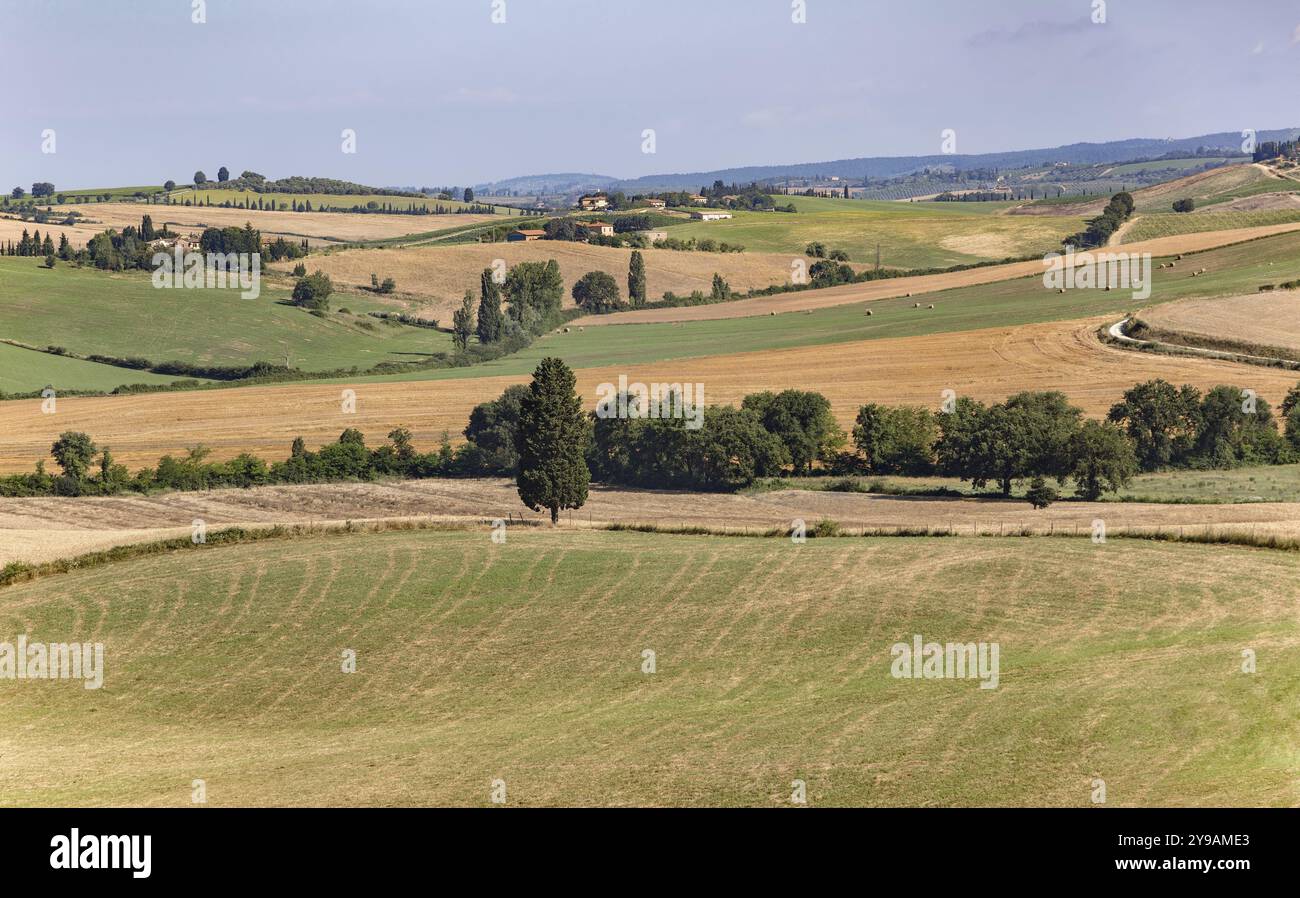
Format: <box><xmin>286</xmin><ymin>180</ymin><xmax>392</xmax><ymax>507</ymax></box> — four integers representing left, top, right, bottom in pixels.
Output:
<box><xmin>516</xmin><ymin>357</ymin><xmax>591</xmax><ymax>524</ymax></box>
<box><xmin>477</xmin><ymin>268</ymin><xmax>504</xmax><ymax>344</ymax></box>
<box><xmin>627</xmin><ymin>249</ymin><xmax>647</xmax><ymax>307</ymax></box>
<box><xmin>452</xmin><ymin>290</ymin><xmax>475</xmax><ymax>351</ymax></box>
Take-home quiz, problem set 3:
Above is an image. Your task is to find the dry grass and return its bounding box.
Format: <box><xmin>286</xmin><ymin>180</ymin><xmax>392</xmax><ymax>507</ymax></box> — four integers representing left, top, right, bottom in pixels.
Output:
<box><xmin>0</xmin><ymin>216</ymin><xmax>104</xmax><ymax>248</ymax></box>
<box><xmin>7</xmin><ymin>477</ymin><xmax>1300</xmax><ymax>569</ymax></box>
<box><xmin>1</xmin><ymin>315</ymin><xmax>1296</xmax><ymax>474</ymax></box>
<box><xmin>573</xmin><ymin>223</ymin><xmax>1300</xmax><ymax>325</ymax></box>
<box><xmin>41</xmin><ymin>202</ymin><xmax>499</xmax><ymax>245</ymax></box>
<box><xmin>1141</xmin><ymin>293</ymin><xmax>1300</xmax><ymax>355</ymax></box>
<box><xmin>275</xmin><ymin>241</ymin><xmax>860</xmax><ymax>320</ymax></box>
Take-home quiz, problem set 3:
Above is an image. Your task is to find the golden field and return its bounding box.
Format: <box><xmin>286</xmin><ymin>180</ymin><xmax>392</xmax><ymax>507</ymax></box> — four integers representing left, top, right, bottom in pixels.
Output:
<box><xmin>1</xmin><ymin>315</ymin><xmax>1295</xmax><ymax>474</ymax></box>
<box><xmin>1141</xmin><ymin>292</ymin><xmax>1300</xmax><ymax>356</ymax></box>
<box><xmin>38</xmin><ymin>201</ymin><xmax>502</xmax><ymax>245</ymax></box>
<box><xmin>277</xmin><ymin>240</ymin><xmax>865</xmax><ymax>320</ymax></box>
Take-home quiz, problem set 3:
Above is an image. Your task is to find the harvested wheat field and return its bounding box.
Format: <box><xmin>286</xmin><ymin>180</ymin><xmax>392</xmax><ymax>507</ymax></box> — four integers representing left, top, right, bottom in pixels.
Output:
<box><xmin>573</xmin><ymin>223</ymin><xmax>1300</xmax><ymax>325</ymax></box>
<box><xmin>1141</xmin><ymin>293</ymin><xmax>1300</xmax><ymax>356</ymax></box>
<box><xmin>277</xmin><ymin>241</ymin><xmax>857</xmax><ymax>320</ymax></box>
<box><xmin>0</xmin><ymin>216</ymin><xmax>104</xmax><ymax>248</ymax></box>
<box><xmin>7</xmin><ymin>477</ymin><xmax>1300</xmax><ymax>569</ymax></box>
<box><xmin>43</xmin><ymin>202</ymin><xmax>500</xmax><ymax>245</ymax></box>
<box><xmin>1</xmin><ymin>315</ymin><xmax>1296</xmax><ymax>474</ymax></box>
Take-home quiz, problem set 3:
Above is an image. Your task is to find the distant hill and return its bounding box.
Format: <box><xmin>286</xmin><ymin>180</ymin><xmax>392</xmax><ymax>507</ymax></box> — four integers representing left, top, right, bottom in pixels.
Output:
<box><xmin>476</xmin><ymin>128</ymin><xmax>1300</xmax><ymax>195</ymax></box>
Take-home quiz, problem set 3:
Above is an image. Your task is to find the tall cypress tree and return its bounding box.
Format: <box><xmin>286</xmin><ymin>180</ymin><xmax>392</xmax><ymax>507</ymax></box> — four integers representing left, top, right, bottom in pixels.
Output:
<box><xmin>477</xmin><ymin>268</ymin><xmax>504</xmax><ymax>344</ymax></box>
<box><xmin>516</xmin><ymin>357</ymin><xmax>591</xmax><ymax>524</ymax></box>
<box><xmin>452</xmin><ymin>290</ymin><xmax>475</xmax><ymax>351</ymax></box>
<box><xmin>627</xmin><ymin>249</ymin><xmax>647</xmax><ymax>307</ymax></box>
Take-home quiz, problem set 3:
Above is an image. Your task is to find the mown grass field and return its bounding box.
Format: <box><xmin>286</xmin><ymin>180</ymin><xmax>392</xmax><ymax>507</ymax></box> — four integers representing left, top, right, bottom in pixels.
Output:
<box><xmin>0</xmin><ymin>528</ymin><xmax>1294</xmax><ymax>807</ymax></box>
<box><xmin>0</xmin><ymin>258</ymin><xmax>451</xmax><ymax>386</ymax></box>
<box><xmin>661</xmin><ymin>196</ymin><xmax>1086</xmax><ymax>269</ymax></box>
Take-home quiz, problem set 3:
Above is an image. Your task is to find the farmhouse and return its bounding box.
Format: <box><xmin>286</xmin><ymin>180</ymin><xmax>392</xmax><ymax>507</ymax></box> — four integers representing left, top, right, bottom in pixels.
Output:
<box><xmin>578</xmin><ymin>220</ymin><xmax>615</xmax><ymax>238</ymax></box>
<box><xmin>577</xmin><ymin>193</ymin><xmax>609</xmax><ymax>211</ymax></box>
<box><xmin>641</xmin><ymin>197</ymin><xmax>667</xmax><ymax>209</ymax></box>
<box><xmin>639</xmin><ymin>230</ymin><xmax>669</xmax><ymax>243</ymax></box>
<box><xmin>688</xmin><ymin>194</ymin><xmax>708</xmax><ymax>205</ymax></box>
<box><xmin>507</xmin><ymin>229</ymin><xmax>546</xmax><ymax>242</ymax></box>
<box><xmin>690</xmin><ymin>211</ymin><xmax>733</xmax><ymax>221</ymax></box>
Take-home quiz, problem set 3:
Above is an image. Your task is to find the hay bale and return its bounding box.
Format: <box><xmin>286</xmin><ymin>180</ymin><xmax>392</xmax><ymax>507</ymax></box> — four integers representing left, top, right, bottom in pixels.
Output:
<box><xmin>865</xmin><ymin>309</ymin><xmax>873</xmax><ymax>316</ymax></box>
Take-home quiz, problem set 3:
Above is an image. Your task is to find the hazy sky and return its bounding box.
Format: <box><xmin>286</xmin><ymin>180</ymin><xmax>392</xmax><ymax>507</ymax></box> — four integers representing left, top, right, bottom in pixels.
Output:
<box><xmin>4</xmin><ymin>0</ymin><xmax>1299</xmax><ymax>189</ymax></box>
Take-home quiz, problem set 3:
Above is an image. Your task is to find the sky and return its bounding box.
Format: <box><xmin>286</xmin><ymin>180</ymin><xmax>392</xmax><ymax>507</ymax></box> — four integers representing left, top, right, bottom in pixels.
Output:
<box><xmin>3</xmin><ymin>0</ymin><xmax>1300</xmax><ymax>190</ymax></box>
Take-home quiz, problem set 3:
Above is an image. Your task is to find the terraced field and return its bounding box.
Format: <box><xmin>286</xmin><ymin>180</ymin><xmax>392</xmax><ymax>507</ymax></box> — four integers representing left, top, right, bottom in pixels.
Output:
<box><xmin>1</xmin><ymin>528</ymin><xmax>1294</xmax><ymax>807</ymax></box>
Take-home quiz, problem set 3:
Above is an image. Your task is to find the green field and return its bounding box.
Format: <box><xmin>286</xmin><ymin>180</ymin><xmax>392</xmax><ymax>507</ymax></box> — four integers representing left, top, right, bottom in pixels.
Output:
<box><xmin>1121</xmin><ymin>209</ymin><xmax>1300</xmax><ymax>243</ymax></box>
<box><xmin>0</xmin><ymin>341</ymin><xmax>184</xmax><ymax>393</ymax></box>
<box><xmin>1105</xmin><ymin>157</ymin><xmax>1237</xmax><ymax>176</ymax></box>
<box><xmin>660</xmin><ymin>195</ymin><xmax>1085</xmax><ymax>269</ymax></box>
<box><xmin>0</xmin><ymin>258</ymin><xmax>452</xmax><ymax>387</ymax></box>
<box><xmin>1</xmin><ymin>528</ymin><xmax>1294</xmax><ymax>806</ymax></box>
<box><xmin>23</xmin><ymin>185</ymin><xmax>166</xmax><ymax>202</ymax></box>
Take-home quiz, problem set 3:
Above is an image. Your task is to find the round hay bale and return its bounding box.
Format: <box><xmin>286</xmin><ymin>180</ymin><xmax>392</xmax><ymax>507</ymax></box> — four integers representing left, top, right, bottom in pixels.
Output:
<box><xmin>865</xmin><ymin>309</ymin><xmax>873</xmax><ymax>316</ymax></box>
<box><xmin>927</xmin><ymin>304</ymin><xmax>934</xmax><ymax>309</ymax></box>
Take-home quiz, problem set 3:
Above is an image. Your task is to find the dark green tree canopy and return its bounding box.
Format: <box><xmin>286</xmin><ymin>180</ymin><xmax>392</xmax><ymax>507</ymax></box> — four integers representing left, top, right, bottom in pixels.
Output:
<box><xmin>572</xmin><ymin>270</ymin><xmax>623</xmax><ymax>314</ymax></box>
<box><xmin>516</xmin><ymin>357</ymin><xmax>592</xmax><ymax>523</ymax></box>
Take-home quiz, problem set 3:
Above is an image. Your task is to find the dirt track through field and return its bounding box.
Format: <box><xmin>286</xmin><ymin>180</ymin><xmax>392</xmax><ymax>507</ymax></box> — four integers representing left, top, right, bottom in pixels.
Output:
<box><xmin>572</xmin><ymin>223</ymin><xmax>1300</xmax><ymax>325</ymax></box>
<box><xmin>6</xmin><ymin>477</ymin><xmax>1300</xmax><ymax>568</ymax></box>
<box><xmin>1</xmin><ymin>315</ymin><xmax>1296</xmax><ymax>474</ymax></box>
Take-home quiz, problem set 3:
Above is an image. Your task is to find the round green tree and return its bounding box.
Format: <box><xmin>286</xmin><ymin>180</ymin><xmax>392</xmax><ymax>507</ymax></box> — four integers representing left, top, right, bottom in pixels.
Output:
<box><xmin>572</xmin><ymin>270</ymin><xmax>623</xmax><ymax>314</ymax></box>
